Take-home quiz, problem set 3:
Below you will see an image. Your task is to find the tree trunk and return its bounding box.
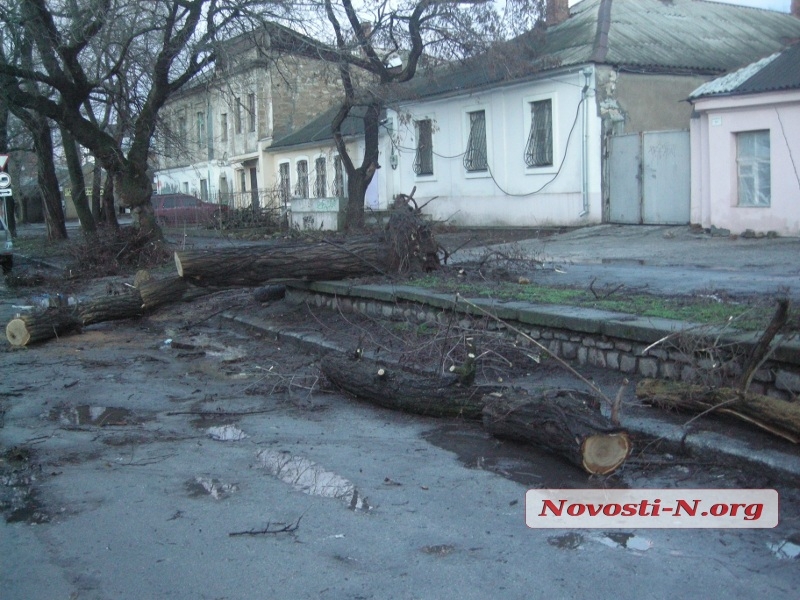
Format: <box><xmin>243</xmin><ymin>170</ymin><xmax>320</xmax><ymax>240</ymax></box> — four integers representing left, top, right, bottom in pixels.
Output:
<box><xmin>321</xmin><ymin>354</ymin><xmax>489</xmax><ymax>418</ymax></box>
<box><xmin>61</xmin><ymin>126</ymin><xmax>96</xmax><ymax>236</ymax></box>
<box><xmin>113</xmin><ymin>163</ymin><xmax>161</xmax><ymax>239</ymax></box>
<box><xmin>6</xmin><ymin>309</ymin><xmax>82</xmax><ymax>347</ymax></box>
<box><xmin>342</xmin><ymin>102</ymin><xmax>381</xmax><ymax>232</ymax></box>
<box><xmin>175</xmin><ymin>236</ymin><xmax>390</xmax><ymax>287</ymax></box>
<box><xmin>482</xmin><ymin>389</ymin><xmax>632</xmax><ymax>475</ymax></box>
<box><xmin>33</xmin><ymin>116</ymin><xmax>68</xmax><ymax>241</ymax></box>
<box><xmin>636</xmin><ymin>379</ymin><xmax>800</xmax><ymax>444</ymax></box>
<box><xmin>91</xmin><ymin>161</ymin><xmax>103</xmax><ymax>221</ymax></box>
<box><xmin>101</xmin><ymin>172</ymin><xmax>120</xmax><ymax>230</ymax></box>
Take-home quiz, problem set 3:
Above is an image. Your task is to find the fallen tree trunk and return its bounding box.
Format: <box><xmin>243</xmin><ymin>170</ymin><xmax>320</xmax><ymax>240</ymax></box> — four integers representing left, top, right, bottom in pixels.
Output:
<box><xmin>482</xmin><ymin>389</ymin><xmax>631</xmax><ymax>475</ymax></box>
<box><xmin>78</xmin><ymin>292</ymin><xmax>144</xmax><ymax>325</ymax></box>
<box><xmin>6</xmin><ymin>309</ymin><xmax>83</xmax><ymax>346</ymax></box>
<box><xmin>320</xmin><ymin>354</ymin><xmax>488</xmax><ymax>418</ymax></box>
<box><xmin>175</xmin><ymin>236</ymin><xmax>390</xmax><ymax>287</ymax></box>
<box><xmin>636</xmin><ymin>378</ymin><xmax>800</xmax><ymax>444</ymax></box>
<box><xmin>137</xmin><ymin>276</ymin><xmax>189</xmax><ymax>309</ymax></box>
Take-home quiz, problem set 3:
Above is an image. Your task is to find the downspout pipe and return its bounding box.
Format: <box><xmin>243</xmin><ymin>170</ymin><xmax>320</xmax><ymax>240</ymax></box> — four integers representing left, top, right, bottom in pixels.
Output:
<box><xmin>580</xmin><ymin>67</ymin><xmax>593</xmax><ymax>217</ymax></box>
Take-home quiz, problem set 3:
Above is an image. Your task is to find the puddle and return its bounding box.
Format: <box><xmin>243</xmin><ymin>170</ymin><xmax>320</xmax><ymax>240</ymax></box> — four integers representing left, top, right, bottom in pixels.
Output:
<box><xmin>548</xmin><ymin>532</ymin><xmax>584</xmax><ymax>550</ymax></box>
<box><xmin>769</xmin><ymin>538</ymin><xmax>800</xmax><ymax>560</ymax></box>
<box><xmin>422</xmin><ymin>424</ymin><xmax>624</xmax><ymax>489</ymax></box>
<box><xmin>598</xmin><ymin>532</ymin><xmax>653</xmax><ymax>552</ymax></box>
<box><xmin>256</xmin><ymin>449</ymin><xmax>371</xmax><ymax>511</ymax></box>
<box><xmin>185</xmin><ymin>477</ymin><xmax>238</xmax><ymax>500</ymax></box>
<box><xmin>48</xmin><ymin>405</ymin><xmax>136</xmax><ymax>427</ymax></box>
<box><xmin>165</xmin><ymin>334</ymin><xmax>246</xmax><ymax>362</ymax></box>
<box><xmin>206</xmin><ymin>425</ymin><xmax>248</xmax><ymax>441</ymax></box>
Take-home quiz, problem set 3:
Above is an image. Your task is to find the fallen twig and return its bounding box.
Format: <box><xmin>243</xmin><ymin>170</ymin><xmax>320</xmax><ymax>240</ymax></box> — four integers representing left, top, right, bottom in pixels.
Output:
<box><xmin>229</xmin><ymin>514</ymin><xmax>303</xmax><ymax>537</ymax></box>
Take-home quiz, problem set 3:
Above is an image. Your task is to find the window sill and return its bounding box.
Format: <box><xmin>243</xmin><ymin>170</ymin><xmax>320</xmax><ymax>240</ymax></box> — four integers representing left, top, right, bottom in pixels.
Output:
<box><xmin>464</xmin><ymin>170</ymin><xmax>491</xmax><ymax>179</ymax></box>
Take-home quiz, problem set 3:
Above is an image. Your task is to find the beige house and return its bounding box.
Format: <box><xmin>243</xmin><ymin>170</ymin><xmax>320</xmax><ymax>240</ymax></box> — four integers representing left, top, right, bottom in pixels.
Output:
<box><xmin>153</xmin><ymin>32</ymin><xmax>341</xmax><ymax>210</ymax></box>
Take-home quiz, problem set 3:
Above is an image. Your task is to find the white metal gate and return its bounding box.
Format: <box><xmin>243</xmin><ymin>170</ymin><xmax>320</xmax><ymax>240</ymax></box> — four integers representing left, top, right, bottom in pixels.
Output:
<box><xmin>609</xmin><ymin>130</ymin><xmax>690</xmax><ymax>225</ymax></box>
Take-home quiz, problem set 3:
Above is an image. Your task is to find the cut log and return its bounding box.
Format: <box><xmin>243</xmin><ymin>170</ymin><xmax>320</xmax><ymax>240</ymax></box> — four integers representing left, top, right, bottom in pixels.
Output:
<box><xmin>320</xmin><ymin>354</ymin><xmax>488</xmax><ymax>418</ymax></box>
<box><xmin>253</xmin><ymin>284</ymin><xmax>287</xmax><ymax>303</ymax></box>
<box><xmin>482</xmin><ymin>389</ymin><xmax>631</xmax><ymax>475</ymax></box>
<box><xmin>636</xmin><ymin>378</ymin><xmax>800</xmax><ymax>444</ymax></box>
<box><xmin>77</xmin><ymin>292</ymin><xmax>144</xmax><ymax>326</ymax></box>
<box><xmin>175</xmin><ymin>236</ymin><xmax>390</xmax><ymax>287</ymax></box>
<box><xmin>6</xmin><ymin>308</ymin><xmax>83</xmax><ymax>346</ymax></box>
<box><xmin>137</xmin><ymin>276</ymin><xmax>189</xmax><ymax>309</ymax></box>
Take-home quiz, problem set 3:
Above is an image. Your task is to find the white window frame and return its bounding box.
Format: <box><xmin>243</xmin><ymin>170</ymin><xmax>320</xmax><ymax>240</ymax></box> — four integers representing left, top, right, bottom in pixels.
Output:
<box><xmin>523</xmin><ymin>92</ymin><xmax>558</xmax><ymax>174</ymax></box>
<box><xmin>736</xmin><ymin>130</ymin><xmax>771</xmax><ymax>208</ymax></box>
<box><xmin>294</xmin><ymin>156</ymin><xmax>310</xmax><ymax>198</ymax></box>
<box><xmin>313</xmin><ymin>155</ymin><xmax>327</xmax><ymax>198</ymax></box>
<box><xmin>463</xmin><ymin>106</ymin><xmax>491</xmax><ymax>179</ymax></box>
<box><xmin>278</xmin><ymin>160</ymin><xmax>291</xmax><ymax>204</ymax></box>
<box><xmin>413</xmin><ymin>115</ymin><xmax>436</xmax><ymax>181</ymax></box>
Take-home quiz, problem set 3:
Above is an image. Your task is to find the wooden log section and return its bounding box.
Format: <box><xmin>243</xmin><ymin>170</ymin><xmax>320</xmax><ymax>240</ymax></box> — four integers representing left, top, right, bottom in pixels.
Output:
<box><xmin>78</xmin><ymin>292</ymin><xmax>144</xmax><ymax>326</ymax></box>
<box><xmin>137</xmin><ymin>276</ymin><xmax>189</xmax><ymax>309</ymax></box>
<box><xmin>636</xmin><ymin>378</ymin><xmax>800</xmax><ymax>444</ymax></box>
<box><xmin>175</xmin><ymin>236</ymin><xmax>390</xmax><ymax>287</ymax></box>
<box><xmin>6</xmin><ymin>308</ymin><xmax>83</xmax><ymax>347</ymax></box>
<box><xmin>482</xmin><ymin>389</ymin><xmax>631</xmax><ymax>475</ymax></box>
<box><xmin>321</xmin><ymin>354</ymin><xmax>489</xmax><ymax>418</ymax></box>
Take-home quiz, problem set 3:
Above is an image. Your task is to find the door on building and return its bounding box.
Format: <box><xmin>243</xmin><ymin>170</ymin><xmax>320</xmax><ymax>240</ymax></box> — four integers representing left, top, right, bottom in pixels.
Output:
<box><xmin>249</xmin><ymin>167</ymin><xmax>259</xmax><ymax>209</ymax></box>
<box><xmin>608</xmin><ymin>130</ymin><xmax>690</xmax><ymax>224</ymax></box>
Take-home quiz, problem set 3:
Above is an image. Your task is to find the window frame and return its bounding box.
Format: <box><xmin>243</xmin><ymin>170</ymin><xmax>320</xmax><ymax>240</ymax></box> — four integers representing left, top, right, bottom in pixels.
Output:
<box><xmin>278</xmin><ymin>161</ymin><xmax>291</xmax><ymax>205</ymax></box>
<box><xmin>197</xmin><ymin>111</ymin><xmax>206</xmax><ymax>149</ymax></box>
<box><xmin>463</xmin><ymin>107</ymin><xmax>490</xmax><ymax>177</ymax></box>
<box><xmin>522</xmin><ymin>93</ymin><xmax>558</xmax><ymax>174</ymax></box>
<box><xmin>314</xmin><ymin>156</ymin><xmax>327</xmax><ymax>198</ymax></box>
<box><xmin>220</xmin><ymin>113</ymin><xmax>228</xmax><ymax>143</ymax></box>
<box><xmin>736</xmin><ymin>130</ymin><xmax>771</xmax><ymax>208</ymax></box>
<box><xmin>248</xmin><ymin>93</ymin><xmax>256</xmax><ymax>133</ymax></box>
<box><xmin>294</xmin><ymin>158</ymin><xmax>309</xmax><ymax>198</ymax></box>
<box><xmin>235</xmin><ymin>97</ymin><xmax>242</xmax><ymax>134</ymax></box>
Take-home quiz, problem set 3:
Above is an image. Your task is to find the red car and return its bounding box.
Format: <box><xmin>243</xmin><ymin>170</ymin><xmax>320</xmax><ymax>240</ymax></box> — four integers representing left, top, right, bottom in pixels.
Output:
<box><xmin>152</xmin><ymin>193</ymin><xmax>227</xmax><ymax>227</ymax></box>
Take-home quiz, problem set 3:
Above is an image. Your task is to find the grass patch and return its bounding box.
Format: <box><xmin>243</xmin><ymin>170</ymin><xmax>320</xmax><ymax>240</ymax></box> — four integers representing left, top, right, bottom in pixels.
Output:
<box><xmin>409</xmin><ymin>275</ymin><xmax>770</xmax><ymax>331</ymax></box>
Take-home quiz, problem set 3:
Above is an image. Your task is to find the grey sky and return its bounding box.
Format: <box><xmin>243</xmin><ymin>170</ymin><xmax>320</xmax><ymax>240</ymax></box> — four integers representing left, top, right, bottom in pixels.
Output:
<box><xmin>709</xmin><ymin>0</ymin><xmax>790</xmax><ymax>11</ymax></box>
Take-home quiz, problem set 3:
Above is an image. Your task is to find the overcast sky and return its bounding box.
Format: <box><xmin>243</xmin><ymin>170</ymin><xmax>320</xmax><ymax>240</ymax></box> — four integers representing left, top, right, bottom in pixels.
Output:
<box><xmin>710</xmin><ymin>0</ymin><xmax>790</xmax><ymax>11</ymax></box>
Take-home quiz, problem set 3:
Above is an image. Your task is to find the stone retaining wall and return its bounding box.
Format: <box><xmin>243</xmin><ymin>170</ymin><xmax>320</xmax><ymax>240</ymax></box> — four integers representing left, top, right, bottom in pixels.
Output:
<box><xmin>286</xmin><ymin>282</ymin><xmax>800</xmax><ymax>402</ymax></box>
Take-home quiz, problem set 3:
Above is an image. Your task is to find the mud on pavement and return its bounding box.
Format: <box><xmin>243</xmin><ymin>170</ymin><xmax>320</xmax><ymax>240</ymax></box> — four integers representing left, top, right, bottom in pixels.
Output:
<box><xmin>2</xmin><ymin>284</ymin><xmax>800</xmax><ymax>599</ymax></box>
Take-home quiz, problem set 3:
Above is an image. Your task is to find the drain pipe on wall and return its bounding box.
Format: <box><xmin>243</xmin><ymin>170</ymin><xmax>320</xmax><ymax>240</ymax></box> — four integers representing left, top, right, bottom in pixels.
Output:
<box><xmin>580</xmin><ymin>67</ymin><xmax>593</xmax><ymax>217</ymax></box>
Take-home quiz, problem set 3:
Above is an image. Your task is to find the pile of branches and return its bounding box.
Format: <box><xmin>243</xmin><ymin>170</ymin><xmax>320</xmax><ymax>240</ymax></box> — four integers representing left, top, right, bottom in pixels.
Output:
<box><xmin>67</xmin><ymin>226</ymin><xmax>171</xmax><ymax>278</ymax></box>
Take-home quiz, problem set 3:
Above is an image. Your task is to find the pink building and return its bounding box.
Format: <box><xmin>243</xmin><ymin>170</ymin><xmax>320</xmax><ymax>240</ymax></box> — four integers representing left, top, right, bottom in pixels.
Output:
<box><xmin>690</xmin><ymin>43</ymin><xmax>800</xmax><ymax>237</ymax></box>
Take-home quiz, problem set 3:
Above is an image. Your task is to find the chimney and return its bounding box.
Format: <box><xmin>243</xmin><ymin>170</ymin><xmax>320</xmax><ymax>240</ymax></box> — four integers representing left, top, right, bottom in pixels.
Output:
<box><xmin>793</xmin><ymin>0</ymin><xmax>800</xmax><ymax>18</ymax></box>
<box><xmin>546</xmin><ymin>0</ymin><xmax>570</xmax><ymax>26</ymax></box>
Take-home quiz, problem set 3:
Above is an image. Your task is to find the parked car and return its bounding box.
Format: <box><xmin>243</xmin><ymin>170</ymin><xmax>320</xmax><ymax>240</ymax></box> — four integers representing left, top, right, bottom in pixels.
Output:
<box><xmin>152</xmin><ymin>193</ymin><xmax>228</xmax><ymax>227</ymax></box>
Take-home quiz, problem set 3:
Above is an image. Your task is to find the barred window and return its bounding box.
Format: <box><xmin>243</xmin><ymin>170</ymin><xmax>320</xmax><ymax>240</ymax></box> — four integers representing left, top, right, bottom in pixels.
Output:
<box><xmin>295</xmin><ymin>160</ymin><xmax>309</xmax><ymax>198</ymax></box>
<box><xmin>333</xmin><ymin>156</ymin><xmax>345</xmax><ymax>197</ymax></box>
<box><xmin>314</xmin><ymin>157</ymin><xmax>327</xmax><ymax>197</ymax></box>
<box><xmin>525</xmin><ymin>99</ymin><xmax>553</xmax><ymax>167</ymax></box>
<box><xmin>737</xmin><ymin>131</ymin><xmax>770</xmax><ymax>207</ymax></box>
<box><xmin>463</xmin><ymin>110</ymin><xmax>488</xmax><ymax>172</ymax></box>
<box><xmin>413</xmin><ymin>119</ymin><xmax>434</xmax><ymax>176</ymax></box>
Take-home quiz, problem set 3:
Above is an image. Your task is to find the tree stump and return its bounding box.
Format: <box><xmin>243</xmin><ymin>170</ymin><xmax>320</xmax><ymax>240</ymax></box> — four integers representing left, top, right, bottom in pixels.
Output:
<box><xmin>321</xmin><ymin>354</ymin><xmax>489</xmax><ymax>418</ymax></box>
<box><xmin>482</xmin><ymin>389</ymin><xmax>631</xmax><ymax>475</ymax></box>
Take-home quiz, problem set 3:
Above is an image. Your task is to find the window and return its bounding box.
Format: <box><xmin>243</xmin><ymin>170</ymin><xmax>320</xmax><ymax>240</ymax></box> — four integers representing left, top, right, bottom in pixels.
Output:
<box><xmin>220</xmin><ymin>113</ymin><xmax>228</xmax><ymax>142</ymax></box>
<box><xmin>200</xmin><ymin>179</ymin><xmax>208</xmax><ymax>202</ymax></box>
<box><xmin>239</xmin><ymin>170</ymin><xmax>246</xmax><ymax>193</ymax></box>
<box><xmin>525</xmin><ymin>99</ymin><xmax>553</xmax><ymax>167</ymax></box>
<box><xmin>197</xmin><ymin>112</ymin><xmax>205</xmax><ymax>148</ymax></box>
<box><xmin>279</xmin><ymin>162</ymin><xmax>290</xmax><ymax>204</ymax></box>
<box><xmin>295</xmin><ymin>160</ymin><xmax>309</xmax><ymax>198</ymax></box>
<box><xmin>235</xmin><ymin>98</ymin><xmax>242</xmax><ymax>134</ymax></box>
<box><xmin>182</xmin><ymin>182</ymin><xmax>189</xmax><ymax>194</ymax></box>
<box><xmin>413</xmin><ymin>119</ymin><xmax>434</xmax><ymax>176</ymax></box>
<box><xmin>314</xmin><ymin>157</ymin><xmax>327</xmax><ymax>197</ymax></box>
<box><xmin>333</xmin><ymin>156</ymin><xmax>345</xmax><ymax>197</ymax></box>
<box><xmin>463</xmin><ymin>110</ymin><xmax>488</xmax><ymax>172</ymax></box>
<box><xmin>737</xmin><ymin>130</ymin><xmax>770</xmax><ymax>207</ymax></box>
<box><xmin>178</xmin><ymin>116</ymin><xmax>187</xmax><ymax>146</ymax></box>
<box><xmin>248</xmin><ymin>93</ymin><xmax>256</xmax><ymax>132</ymax></box>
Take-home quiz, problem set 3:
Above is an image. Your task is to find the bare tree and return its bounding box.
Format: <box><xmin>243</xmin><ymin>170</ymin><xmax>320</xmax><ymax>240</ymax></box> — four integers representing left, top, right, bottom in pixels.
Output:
<box><xmin>0</xmin><ymin>0</ymin><xmax>290</xmax><ymax>240</ymax></box>
<box><xmin>262</xmin><ymin>0</ymin><xmax>546</xmax><ymax>230</ymax></box>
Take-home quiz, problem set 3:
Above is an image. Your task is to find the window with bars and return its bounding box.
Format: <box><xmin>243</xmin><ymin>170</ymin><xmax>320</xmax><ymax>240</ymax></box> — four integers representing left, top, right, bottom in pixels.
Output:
<box><xmin>295</xmin><ymin>160</ymin><xmax>309</xmax><ymax>198</ymax></box>
<box><xmin>525</xmin><ymin>99</ymin><xmax>553</xmax><ymax>168</ymax></box>
<box><xmin>413</xmin><ymin>119</ymin><xmax>434</xmax><ymax>176</ymax></box>
<box><xmin>737</xmin><ymin>130</ymin><xmax>771</xmax><ymax>207</ymax></box>
<box><xmin>248</xmin><ymin>93</ymin><xmax>256</xmax><ymax>132</ymax></box>
<box><xmin>314</xmin><ymin>157</ymin><xmax>327</xmax><ymax>197</ymax></box>
<box><xmin>279</xmin><ymin>162</ymin><xmax>290</xmax><ymax>204</ymax></box>
<box><xmin>332</xmin><ymin>156</ymin><xmax>345</xmax><ymax>197</ymax></box>
<box><xmin>463</xmin><ymin>110</ymin><xmax>488</xmax><ymax>172</ymax></box>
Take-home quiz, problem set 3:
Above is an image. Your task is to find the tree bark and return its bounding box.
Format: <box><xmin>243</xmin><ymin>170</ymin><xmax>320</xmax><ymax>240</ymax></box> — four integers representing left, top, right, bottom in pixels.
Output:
<box><xmin>636</xmin><ymin>378</ymin><xmax>800</xmax><ymax>444</ymax></box>
<box><xmin>482</xmin><ymin>389</ymin><xmax>632</xmax><ymax>475</ymax></box>
<box><xmin>321</xmin><ymin>354</ymin><xmax>490</xmax><ymax>418</ymax></box>
<box><xmin>137</xmin><ymin>276</ymin><xmax>189</xmax><ymax>309</ymax></box>
<box><xmin>175</xmin><ymin>236</ymin><xmax>390</xmax><ymax>286</ymax></box>
<box><xmin>61</xmin><ymin>125</ymin><xmax>96</xmax><ymax>236</ymax></box>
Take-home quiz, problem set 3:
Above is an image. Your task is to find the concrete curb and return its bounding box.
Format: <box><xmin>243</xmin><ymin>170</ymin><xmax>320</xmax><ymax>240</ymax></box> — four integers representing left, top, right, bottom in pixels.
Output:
<box><xmin>222</xmin><ymin>311</ymin><xmax>800</xmax><ymax>481</ymax></box>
